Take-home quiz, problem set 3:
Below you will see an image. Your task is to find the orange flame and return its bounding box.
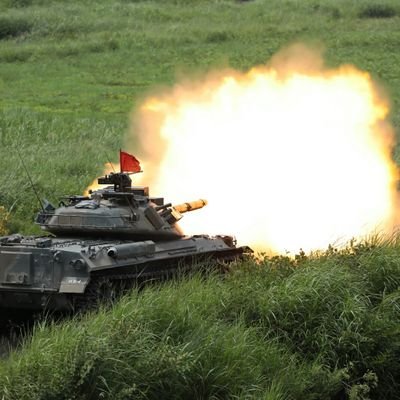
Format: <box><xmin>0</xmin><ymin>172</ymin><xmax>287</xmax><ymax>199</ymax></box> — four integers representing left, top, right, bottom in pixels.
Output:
<box><xmin>125</xmin><ymin>45</ymin><xmax>400</xmax><ymax>254</ymax></box>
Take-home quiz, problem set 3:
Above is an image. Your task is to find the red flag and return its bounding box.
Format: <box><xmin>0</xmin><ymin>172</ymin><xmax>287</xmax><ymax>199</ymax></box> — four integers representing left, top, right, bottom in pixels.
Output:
<box><xmin>120</xmin><ymin>150</ymin><xmax>141</xmax><ymax>173</ymax></box>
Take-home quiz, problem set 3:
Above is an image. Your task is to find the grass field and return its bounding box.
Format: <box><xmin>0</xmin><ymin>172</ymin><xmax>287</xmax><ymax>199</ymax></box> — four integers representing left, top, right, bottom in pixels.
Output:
<box><xmin>1</xmin><ymin>0</ymin><xmax>400</xmax><ymax>398</ymax></box>
<box><xmin>1</xmin><ymin>0</ymin><xmax>400</xmax><ymax>231</ymax></box>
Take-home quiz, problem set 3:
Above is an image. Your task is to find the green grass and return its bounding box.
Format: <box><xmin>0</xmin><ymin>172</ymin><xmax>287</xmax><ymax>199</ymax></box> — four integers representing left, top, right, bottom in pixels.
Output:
<box><xmin>1</xmin><ymin>0</ymin><xmax>400</xmax><ymax>230</ymax></box>
<box><xmin>1</xmin><ymin>241</ymin><xmax>400</xmax><ymax>399</ymax></box>
<box><xmin>1</xmin><ymin>0</ymin><xmax>400</xmax><ymax>231</ymax></box>
<box><xmin>0</xmin><ymin>108</ymin><xmax>126</xmax><ymax>232</ymax></box>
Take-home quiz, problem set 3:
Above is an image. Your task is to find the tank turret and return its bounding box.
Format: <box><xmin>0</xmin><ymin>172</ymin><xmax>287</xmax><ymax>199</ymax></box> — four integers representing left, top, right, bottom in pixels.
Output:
<box><xmin>36</xmin><ymin>172</ymin><xmax>207</xmax><ymax>241</ymax></box>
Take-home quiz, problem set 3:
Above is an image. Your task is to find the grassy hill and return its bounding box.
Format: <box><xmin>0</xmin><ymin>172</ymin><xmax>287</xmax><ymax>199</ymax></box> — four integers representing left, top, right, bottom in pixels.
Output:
<box><xmin>1</xmin><ymin>0</ymin><xmax>400</xmax><ymax>399</ymax></box>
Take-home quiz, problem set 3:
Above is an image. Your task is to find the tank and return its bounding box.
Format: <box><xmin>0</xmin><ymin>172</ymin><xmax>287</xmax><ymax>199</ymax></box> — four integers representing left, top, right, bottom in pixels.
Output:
<box><xmin>0</xmin><ymin>170</ymin><xmax>250</xmax><ymax>313</ymax></box>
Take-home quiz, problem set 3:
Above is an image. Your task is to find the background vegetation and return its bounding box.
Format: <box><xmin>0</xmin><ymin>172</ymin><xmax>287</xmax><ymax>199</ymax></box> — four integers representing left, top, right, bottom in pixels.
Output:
<box><xmin>1</xmin><ymin>0</ymin><xmax>400</xmax><ymax>231</ymax></box>
<box><xmin>1</xmin><ymin>0</ymin><xmax>400</xmax><ymax>399</ymax></box>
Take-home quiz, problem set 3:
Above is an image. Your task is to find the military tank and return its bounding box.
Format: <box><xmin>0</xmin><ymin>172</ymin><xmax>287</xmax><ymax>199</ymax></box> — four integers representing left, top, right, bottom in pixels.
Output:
<box><xmin>0</xmin><ymin>158</ymin><xmax>250</xmax><ymax>313</ymax></box>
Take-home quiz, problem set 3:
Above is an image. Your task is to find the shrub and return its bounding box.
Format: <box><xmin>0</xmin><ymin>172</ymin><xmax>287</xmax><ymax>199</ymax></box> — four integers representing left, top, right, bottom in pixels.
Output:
<box><xmin>0</xmin><ymin>16</ymin><xmax>32</xmax><ymax>39</ymax></box>
<box><xmin>205</xmin><ymin>31</ymin><xmax>231</xmax><ymax>43</ymax></box>
<box><xmin>4</xmin><ymin>0</ymin><xmax>33</xmax><ymax>7</ymax></box>
<box><xmin>359</xmin><ymin>4</ymin><xmax>397</xmax><ymax>19</ymax></box>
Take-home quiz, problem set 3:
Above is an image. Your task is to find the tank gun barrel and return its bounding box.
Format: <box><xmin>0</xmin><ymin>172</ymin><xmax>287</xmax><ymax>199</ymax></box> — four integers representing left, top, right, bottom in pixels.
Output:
<box><xmin>173</xmin><ymin>199</ymin><xmax>207</xmax><ymax>214</ymax></box>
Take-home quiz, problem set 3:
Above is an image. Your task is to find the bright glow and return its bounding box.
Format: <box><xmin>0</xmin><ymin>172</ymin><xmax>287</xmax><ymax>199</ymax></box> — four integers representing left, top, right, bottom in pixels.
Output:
<box><xmin>85</xmin><ymin>162</ymin><xmax>119</xmax><ymax>195</ymax></box>
<box><xmin>98</xmin><ymin>45</ymin><xmax>400</xmax><ymax>254</ymax></box>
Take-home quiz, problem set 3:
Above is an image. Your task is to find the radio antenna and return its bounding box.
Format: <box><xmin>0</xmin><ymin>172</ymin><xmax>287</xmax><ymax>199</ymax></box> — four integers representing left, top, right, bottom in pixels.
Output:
<box><xmin>105</xmin><ymin>153</ymin><xmax>116</xmax><ymax>173</ymax></box>
<box><xmin>15</xmin><ymin>148</ymin><xmax>44</xmax><ymax>212</ymax></box>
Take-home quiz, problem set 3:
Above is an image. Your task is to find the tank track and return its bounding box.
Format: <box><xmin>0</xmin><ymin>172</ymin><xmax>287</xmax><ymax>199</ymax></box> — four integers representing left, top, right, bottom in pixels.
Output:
<box><xmin>70</xmin><ymin>248</ymin><xmax>244</xmax><ymax>312</ymax></box>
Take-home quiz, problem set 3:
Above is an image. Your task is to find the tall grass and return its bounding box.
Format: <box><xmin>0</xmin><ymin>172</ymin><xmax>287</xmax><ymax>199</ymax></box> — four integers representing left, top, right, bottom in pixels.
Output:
<box><xmin>0</xmin><ymin>241</ymin><xmax>399</xmax><ymax>399</ymax></box>
<box><xmin>0</xmin><ymin>206</ymin><xmax>8</xmax><ymax>235</ymax></box>
<box><xmin>0</xmin><ymin>109</ymin><xmax>127</xmax><ymax>233</ymax></box>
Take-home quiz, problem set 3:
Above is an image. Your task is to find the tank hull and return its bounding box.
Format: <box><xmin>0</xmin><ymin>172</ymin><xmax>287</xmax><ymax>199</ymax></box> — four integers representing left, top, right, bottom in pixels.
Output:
<box><xmin>0</xmin><ymin>235</ymin><xmax>249</xmax><ymax>312</ymax></box>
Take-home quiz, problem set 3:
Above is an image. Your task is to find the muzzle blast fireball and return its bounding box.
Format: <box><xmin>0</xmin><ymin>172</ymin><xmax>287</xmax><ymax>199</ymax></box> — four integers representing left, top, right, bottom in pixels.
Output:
<box><xmin>126</xmin><ymin>45</ymin><xmax>400</xmax><ymax>254</ymax></box>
